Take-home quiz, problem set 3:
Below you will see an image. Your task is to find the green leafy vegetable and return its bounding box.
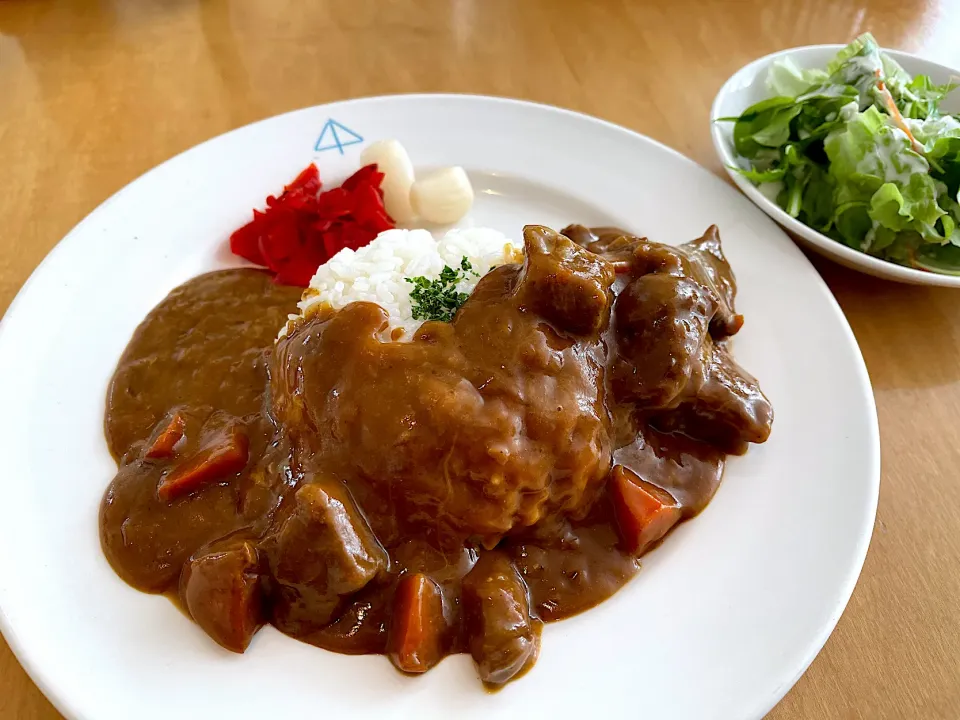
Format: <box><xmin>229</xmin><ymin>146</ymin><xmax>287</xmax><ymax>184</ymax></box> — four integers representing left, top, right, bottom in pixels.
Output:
<box><xmin>914</xmin><ymin>243</ymin><xmax>960</xmax><ymax>274</ymax></box>
<box><xmin>405</xmin><ymin>257</ymin><xmax>479</xmax><ymax>322</ymax></box>
<box><xmin>767</xmin><ymin>57</ymin><xmax>828</xmax><ymax>97</ymax></box>
<box><xmin>719</xmin><ymin>32</ymin><xmax>960</xmax><ymax>274</ymax></box>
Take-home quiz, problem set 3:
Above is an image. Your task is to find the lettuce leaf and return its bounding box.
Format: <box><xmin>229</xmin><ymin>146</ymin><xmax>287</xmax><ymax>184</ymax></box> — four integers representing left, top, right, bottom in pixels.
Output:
<box><xmin>909</xmin><ymin>115</ymin><xmax>960</xmax><ymax>157</ymax></box>
<box><xmin>767</xmin><ymin>57</ymin><xmax>828</xmax><ymax>97</ymax></box>
<box><xmin>914</xmin><ymin>243</ymin><xmax>960</xmax><ymax>274</ymax></box>
<box><xmin>825</xmin><ymin>106</ymin><xmax>928</xmax><ymax>185</ymax></box>
<box><xmin>868</xmin><ymin>176</ymin><xmax>945</xmax><ymax>233</ymax></box>
<box><xmin>826</xmin><ymin>33</ymin><xmax>884</xmax><ymax>105</ymax></box>
<box><xmin>826</xmin><ymin>33</ymin><xmax>882</xmax><ymax>78</ymax></box>
<box><xmin>731</xmin><ymin>97</ymin><xmax>800</xmax><ymax>160</ymax></box>
<box><xmin>894</xmin><ymin>71</ymin><xmax>957</xmax><ymax>120</ymax></box>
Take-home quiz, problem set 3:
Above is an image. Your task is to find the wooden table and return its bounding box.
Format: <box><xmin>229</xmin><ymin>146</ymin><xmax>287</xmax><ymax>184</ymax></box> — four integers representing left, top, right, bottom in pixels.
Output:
<box><xmin>2</xmin><ymin>0</ymin><xmax>958</xmax><ymax>717</ymax></box>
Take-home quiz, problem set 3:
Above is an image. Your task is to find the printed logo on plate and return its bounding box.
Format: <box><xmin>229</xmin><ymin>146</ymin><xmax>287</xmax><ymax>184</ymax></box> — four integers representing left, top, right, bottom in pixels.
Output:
<box><xmin>315</xmin><ymin>119</ymin><xmax>363</xmax><ymax>154</ymax></box>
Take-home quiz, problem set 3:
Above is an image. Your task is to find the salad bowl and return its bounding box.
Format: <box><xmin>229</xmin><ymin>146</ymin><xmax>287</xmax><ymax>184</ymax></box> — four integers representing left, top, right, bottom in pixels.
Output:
<box><xmin>712</xmin><ymin>41</ymin><xmax>960</xmax><ymax>286</ymax></box>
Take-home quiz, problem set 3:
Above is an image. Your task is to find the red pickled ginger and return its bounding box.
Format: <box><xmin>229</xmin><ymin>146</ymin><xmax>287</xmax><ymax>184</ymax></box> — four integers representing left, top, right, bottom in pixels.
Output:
<box><xmin>229</xmin><ymin>163</ymin><xmax>395</xmax><ymax>287</ymax></box>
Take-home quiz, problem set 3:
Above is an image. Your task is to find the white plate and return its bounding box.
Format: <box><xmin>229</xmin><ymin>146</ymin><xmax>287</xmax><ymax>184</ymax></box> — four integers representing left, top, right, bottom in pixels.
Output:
<box><xmin>0</xmin><ymin>95</ymin><xmax>879</xmax><ymax>720</ymax></box>
<box><xmin>712</xmin><ymin>45</ymin><xmax>960</xmax><ymax>286</ymax></box>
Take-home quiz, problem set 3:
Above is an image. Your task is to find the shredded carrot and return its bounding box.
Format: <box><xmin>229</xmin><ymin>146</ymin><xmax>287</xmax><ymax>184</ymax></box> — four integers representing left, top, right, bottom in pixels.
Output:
<box><xmin>875</xmin><ymin>69</ymin><xmax>923</xmax><ymax>154</ymax></box>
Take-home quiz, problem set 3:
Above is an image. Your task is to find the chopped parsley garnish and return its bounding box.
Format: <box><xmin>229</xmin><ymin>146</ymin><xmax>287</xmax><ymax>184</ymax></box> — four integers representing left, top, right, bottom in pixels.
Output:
<box><xmin>406</xmin><ymin>257</ymin><xmax>479</xmax><ymax>322</ymax></box>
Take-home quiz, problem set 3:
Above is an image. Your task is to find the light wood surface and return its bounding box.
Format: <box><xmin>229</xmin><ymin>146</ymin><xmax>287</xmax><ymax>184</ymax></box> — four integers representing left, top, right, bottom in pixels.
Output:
<box><xmin>2</xmin><ymin>0</ymin><xmax>959</xmax><ymax>717</ymax></box>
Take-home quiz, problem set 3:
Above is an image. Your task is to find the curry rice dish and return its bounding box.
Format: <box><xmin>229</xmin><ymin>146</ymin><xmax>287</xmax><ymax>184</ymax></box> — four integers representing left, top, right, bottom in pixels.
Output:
<box><xmin>99</xmin><ymin>223</ymin><xmax>773</xmax><ymax>686</ymax></box>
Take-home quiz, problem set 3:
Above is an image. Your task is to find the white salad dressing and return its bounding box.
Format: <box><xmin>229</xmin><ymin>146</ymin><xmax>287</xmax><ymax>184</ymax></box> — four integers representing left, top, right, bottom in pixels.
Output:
<box><xmin>851</xmin><ymin>123</ymin><xmax>928</xmax><ymax>185</ymax></box>
<box><xmin>839</xmin><ymin>101</ymin><xmax>860</xmax><ymax>122</ymax></box>
<box><xmin>905</xmin><ymin>115</ymin><xmax>960</xmax><ymax>148</ymax></box>
<box><xmin>842</xmin><ymin>51</ymin><xmax>883</xmax><ymax>81</ymax></box>
<box><xmin>833</xmin><ymin>47</ymin><xmax>885</xmax><ymax>106</ymax></box>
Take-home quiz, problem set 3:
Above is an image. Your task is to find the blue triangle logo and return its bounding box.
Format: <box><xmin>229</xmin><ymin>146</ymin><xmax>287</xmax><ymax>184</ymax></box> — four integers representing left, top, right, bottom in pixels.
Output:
<box><xmin>314</xmin><ymin>119</ymin><xmax>364</xmax><ymax>155</ymax></box>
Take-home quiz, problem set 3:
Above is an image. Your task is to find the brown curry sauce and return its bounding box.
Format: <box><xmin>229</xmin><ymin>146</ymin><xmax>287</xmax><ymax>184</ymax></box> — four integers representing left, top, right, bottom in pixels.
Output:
<box><xmin>100</xmin><ymin>224</ymin><xmax>772</xmax><ymax>685</ymax></box>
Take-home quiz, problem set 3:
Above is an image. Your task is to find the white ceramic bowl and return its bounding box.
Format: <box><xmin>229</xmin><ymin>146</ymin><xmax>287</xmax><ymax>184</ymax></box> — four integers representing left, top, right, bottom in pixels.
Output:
<box><xmin>711</xmin><ymin>44</ymin><xmax>960</xmax><ymax>286</ymax></box>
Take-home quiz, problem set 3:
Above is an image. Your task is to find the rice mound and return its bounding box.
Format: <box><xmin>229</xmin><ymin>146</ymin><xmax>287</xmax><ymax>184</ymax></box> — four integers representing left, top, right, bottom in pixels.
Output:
<box><xmin>282</xmin><ymin>228</ymin><xmax>523</xmax><ymax>340</ymax></box>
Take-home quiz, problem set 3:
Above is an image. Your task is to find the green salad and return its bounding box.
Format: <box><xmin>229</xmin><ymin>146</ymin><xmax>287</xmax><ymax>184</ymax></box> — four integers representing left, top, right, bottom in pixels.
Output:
<box><xmin>724</xmin><ymin>33</ymin><xmax>960</xmax><ymax>273</ymax></box>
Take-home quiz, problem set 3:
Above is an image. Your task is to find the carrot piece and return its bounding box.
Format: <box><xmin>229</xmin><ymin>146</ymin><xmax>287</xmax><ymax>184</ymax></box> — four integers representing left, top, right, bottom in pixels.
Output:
<box><xmin>388</xmin><ymin>573</ymin><xmax>445</xmax><ymax>674</ymax></box>
<box><xmin>609</xmin><ymin>465</ymin><xmax>682</xmax><ymax>556</ymax></box>
<box><xmin>145</xmin><ymin>412</ymin><xmax>186</xmax><ymax>459</ymax></box>
<box><xmin>157</xmin><ymin>428</ymin><xmax>249</xmax><ymax>502</ymax></box>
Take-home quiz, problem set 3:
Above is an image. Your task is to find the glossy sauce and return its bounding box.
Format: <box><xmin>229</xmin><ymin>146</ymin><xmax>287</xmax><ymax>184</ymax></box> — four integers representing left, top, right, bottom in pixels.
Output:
<box><xmin>99</xmin><ymin>225</ymin><xmax>772</xmax><ymax>684</ymax></box>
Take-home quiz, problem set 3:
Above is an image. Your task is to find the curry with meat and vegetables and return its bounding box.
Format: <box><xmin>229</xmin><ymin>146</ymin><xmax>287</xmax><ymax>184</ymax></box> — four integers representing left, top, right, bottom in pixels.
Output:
<box><xmin>100</xmin><ymin>223</ymin><xmax>772</xmax><ymax>685</ymax></box>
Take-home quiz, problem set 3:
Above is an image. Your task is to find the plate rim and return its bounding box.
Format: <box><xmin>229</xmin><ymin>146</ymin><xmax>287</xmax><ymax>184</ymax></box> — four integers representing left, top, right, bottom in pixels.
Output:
<box><xmin>0</xmin><ymin>93</ymin><xmax>881</xmax><ymax>720</ymax></box>
<box><xmin>710</xmin><ymin>43</ymin><xmax>960</xmax><ymax>287</ymax></box>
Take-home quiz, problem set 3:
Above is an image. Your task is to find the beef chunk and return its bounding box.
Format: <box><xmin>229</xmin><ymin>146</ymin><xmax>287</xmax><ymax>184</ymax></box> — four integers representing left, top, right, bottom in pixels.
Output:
<box><xmin>562</xmin><ymin>224</ymin><xmax>674</xmax><ymax>275</ymax></box>
<box><xmin>565</xmin><ymin>224</ymin><xmax>743</xmax><ymax>339</ymax></box>
<box><xmin>678</xmin><ymin>225</ymin><xmax>743</xmax><ymax>338</ymax></box>
<box><xmin>180</xmin><ymin>539</ymin><xmax>263</xmax><ymax>653</ymax></box>
<box><xmin>462</xmin><ymin>552</ymin><xmax>541</xmax><ymax>685</ymax></box>
<box><xmin>559</xmin><ymin>223</ymin><xmax>600</xmax><ymax>248</ymax></box>
<box><xmin>651</xmin><ymin>341</ymin><xmax>773</xmax><ymax>454</ymax></box>
<box><xmin>516</xmin><ymin>225</ymin><xmax>615</xmax><ymax>336</ymax></box>
<box><xmin>611</xmin><ymin>273</ymin><xmax>715</xmax><ymax>408</ymax></box>
<box><xmin>268</xmin><ymin>481</ymin><xmax>387</xmax><ymax>633</ymax></box>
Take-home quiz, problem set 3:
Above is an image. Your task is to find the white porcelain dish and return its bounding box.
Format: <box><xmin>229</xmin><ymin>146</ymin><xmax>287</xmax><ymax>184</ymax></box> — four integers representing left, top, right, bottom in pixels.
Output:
<box><xmin>712</xmin><ymin>44</ymin><xmax>960</xmax><ymax>286</ymax></box>
<box><xmin>0</xmin><ymin>95</ymin><xmax>880</xmax><ymax>720</ymax></box>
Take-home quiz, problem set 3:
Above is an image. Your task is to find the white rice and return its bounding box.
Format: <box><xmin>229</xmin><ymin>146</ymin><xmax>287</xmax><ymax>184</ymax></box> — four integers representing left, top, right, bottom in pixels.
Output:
<box><xmin>281</xmin><ymin>227</ymin><xmax>523</xmax><ymax>340</ymax></box>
